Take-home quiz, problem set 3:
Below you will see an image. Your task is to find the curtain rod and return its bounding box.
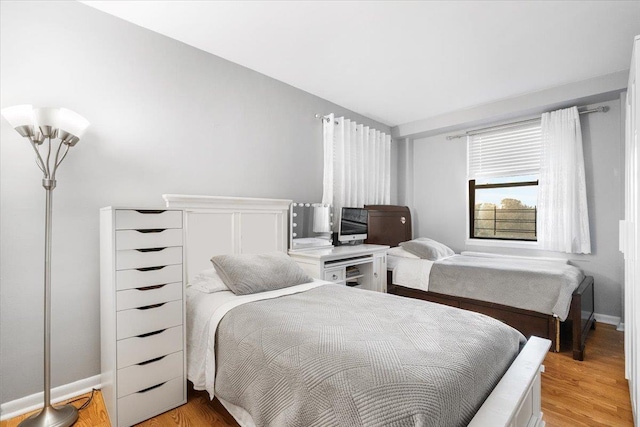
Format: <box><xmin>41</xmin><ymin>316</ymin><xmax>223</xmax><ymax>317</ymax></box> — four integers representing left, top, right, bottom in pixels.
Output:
<box><xmin>315</xmin><ymin>113</ymin><xmax>332</xmax><ymax>123</ymax></box>
<box><xmin>445</xmin><ymin>105</ymin><xmax>610</xmax><ymax>140</ymax></box>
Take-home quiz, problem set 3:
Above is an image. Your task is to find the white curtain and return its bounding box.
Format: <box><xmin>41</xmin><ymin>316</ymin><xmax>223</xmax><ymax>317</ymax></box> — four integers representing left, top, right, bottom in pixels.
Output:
<box><xmin>322</xmin><ymin>113</ymin><xmax>391</xmax><ymax>227</ymax></box>
<box><xmin>537</xmin><ymin>106</ymin><xmax>591</xmax><ymax>254</ymax></box>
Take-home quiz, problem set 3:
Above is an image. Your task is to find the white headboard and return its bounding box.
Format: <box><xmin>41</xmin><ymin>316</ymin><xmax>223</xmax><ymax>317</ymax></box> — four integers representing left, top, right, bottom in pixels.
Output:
<box><xmin>163</xmin><ymin>194</ymin><xmax>291</xmax><ymax>283</ymax></box>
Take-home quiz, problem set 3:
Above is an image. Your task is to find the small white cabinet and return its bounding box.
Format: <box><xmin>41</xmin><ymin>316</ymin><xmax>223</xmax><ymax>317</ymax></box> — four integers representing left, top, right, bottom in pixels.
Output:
<box><xmin>289</xmin><ymin>244</ymin><xmax>389</xmax><ymax>292</ymax></box>
<box><xmin>100</xmin><ymin>207</ymin><xmax>186</xmax><ymax>427</ymax></box>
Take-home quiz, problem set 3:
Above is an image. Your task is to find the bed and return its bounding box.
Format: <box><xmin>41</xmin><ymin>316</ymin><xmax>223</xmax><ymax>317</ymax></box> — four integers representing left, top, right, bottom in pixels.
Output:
<box><xmin>163</xmin><ymin>194</ymin><xmax>552</xmax><ymax>427</ymax></box>
<box><xmin>364</xmin><ymin>204</ymin><xmax>596</xmax><ymax>361</ymax></box>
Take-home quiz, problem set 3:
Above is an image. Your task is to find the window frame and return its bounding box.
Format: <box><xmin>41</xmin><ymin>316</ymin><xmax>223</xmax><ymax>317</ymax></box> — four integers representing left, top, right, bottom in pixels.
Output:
<box><xmin>468</xmin><ymin>178</ymin><xmax>539</xmax><ymax>241</ymax></box>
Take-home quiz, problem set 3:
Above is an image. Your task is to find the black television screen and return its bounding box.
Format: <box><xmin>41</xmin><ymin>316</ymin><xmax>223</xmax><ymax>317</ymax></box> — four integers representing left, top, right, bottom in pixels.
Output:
<box><xmin>339</xmin><ymin>207</ymin><xmax>368</xmax><ymax>242</ymax></box>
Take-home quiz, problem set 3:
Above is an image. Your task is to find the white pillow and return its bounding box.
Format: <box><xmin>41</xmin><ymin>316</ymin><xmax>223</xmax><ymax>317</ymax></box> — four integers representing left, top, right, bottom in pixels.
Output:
<box><xmin>387</xmin><ymin>246</ymin><xmax>421</xmax><ymax>259</ymax></box>
<box><xmin>188</xmin><ymin>268</ymin><xmax>230</xmax><ymax>293</ymax></box>
<box><xmin>210</xmin><ymin>252</ymin><xmax>313</xmax><ymax>296</ymax></box>
<box><xmin>399</xmin><ymin>238</ymin><xmax>455</xmax><ymax>261</ymax></box>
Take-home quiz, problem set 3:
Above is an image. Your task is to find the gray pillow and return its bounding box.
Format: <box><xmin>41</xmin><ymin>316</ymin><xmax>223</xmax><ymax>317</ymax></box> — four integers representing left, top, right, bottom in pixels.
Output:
<box><xmin>211</xmin><ymin>252</ymin><xmax>313</xmax><ymax>295</ymax></box>
<box><xmin>399</xmin><ymin>238</ymin><xmax>455</xmax><ymax>260</ymax></box>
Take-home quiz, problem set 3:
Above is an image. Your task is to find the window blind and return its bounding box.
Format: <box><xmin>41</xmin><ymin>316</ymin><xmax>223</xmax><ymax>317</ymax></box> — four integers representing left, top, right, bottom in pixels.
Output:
<box><xmin>467</xmin><ymin>121</ymin><xmax>542</xmax><ymax>179</ymax></box>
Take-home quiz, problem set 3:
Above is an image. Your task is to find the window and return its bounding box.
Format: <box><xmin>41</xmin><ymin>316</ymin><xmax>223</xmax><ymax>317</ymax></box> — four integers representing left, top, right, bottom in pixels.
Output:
<box><xmin>469</xmin><ymin>176</ymin><xmax>538</xmax><ymax>240</ymax></box>
<box><xmin>467</xmin><ymin>121</ymin><xmax>541</xmax><ymax>241</ymax></box>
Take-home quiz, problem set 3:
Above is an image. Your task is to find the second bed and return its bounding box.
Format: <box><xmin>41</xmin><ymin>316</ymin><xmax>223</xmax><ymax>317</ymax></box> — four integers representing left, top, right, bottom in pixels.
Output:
<box><xmin>364</xmin><ymin>204</ymin><xmax>595</xmax><ymax>361</ymax></box>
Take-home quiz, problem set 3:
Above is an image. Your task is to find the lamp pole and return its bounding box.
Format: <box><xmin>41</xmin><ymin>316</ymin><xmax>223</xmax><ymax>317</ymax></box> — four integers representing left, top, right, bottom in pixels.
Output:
<box><xmin>44</xmin><ymin>182</ymin><xmax>55</xmax><ymax>412</ymax></box>
<box><xmin>20</xmin><ymin>153</ymin><xmax>77</xmax><ymax>427</ymax></box>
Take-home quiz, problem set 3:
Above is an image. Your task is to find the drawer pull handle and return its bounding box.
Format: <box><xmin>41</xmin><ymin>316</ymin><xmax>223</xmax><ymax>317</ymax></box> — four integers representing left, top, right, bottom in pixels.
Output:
<box><xmin>137</xmin><ymin>329</ymin><xmax>166</xmax><ymax>338</ymax></box>
<box><xmin>137</xmin><ymin>303</ymin><xmax>165</xmax><ymax>310</ymax></box>
<box><xmin>137</xmin><ymin>284</ymin><xmax>166</xmax><ymax>291</ymax></box>
<box><xmin>137</xmin><ymin>382</ymin><xmax>166</xmax><ymax>394</ymax></box>
<box><xmin>136</xmin><ymin>247</ymin><xmax>166</xmax><ymax>253</ymax></box>
<box><xmin>135</xmin><ymin>228</ymin><xmax>166</xmax><ymax>234</ymax></box>
<box><xmin>138</xmin><ymin>355</ymin><xmax>166</xmax><ymax>366</ymax></box>
<box><xmin>136</xmin><ymin>266</ymin><xmax>166</xmax><ymax>272</ymax></box>
<box><xmin>135</xmin><ymin>210</ymin><xmax>166</xmax><ymax>214</ymax></box>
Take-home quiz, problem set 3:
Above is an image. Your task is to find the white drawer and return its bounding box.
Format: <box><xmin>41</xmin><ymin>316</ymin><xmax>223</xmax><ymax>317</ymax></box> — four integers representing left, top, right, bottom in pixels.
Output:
<box><xmin>117</xmin><ymin>326</ymin><xmax>182</xmax><ymax>368</ymax></box>
<box><xmin>116</xmin><ymin>265</ymin><xmax>182</xmax><ymax>291</ymax></box>
<box><xmin>117</xmin><ymin>300</ymin><xmax>182</xmax><ymax>340</ymax></box>
<box><xmin>117</xmin><ymin>351</ymin><xmax>183</xmax><ymax>398</ymax></box>
<box><xmin>117</xmin><ymin>282</ymin><xmax>182</xmax><ymax>311</ymax></box>
<box><xmin>115</xmin><ymin>210</ymin><xmax>182</xmax><ymax>231</ymax></box>
<box><xmin>116</xmin><ymin>229</ymin><xmax>183</xmax><ymax>251</ymax></box>
<box><xmin>324</xmin><ymin>268</ymin><xmax>345</xmax><ymax>283</ymax></box>
<box><xmin>116</xmin><ymin>247</ymin><xmax>182</xmax><ymax>271</ymax></box>
<box><xmin>117</xmin><ymin>376</ymin><xmax>184</xmax><ymax>427</ymax></box>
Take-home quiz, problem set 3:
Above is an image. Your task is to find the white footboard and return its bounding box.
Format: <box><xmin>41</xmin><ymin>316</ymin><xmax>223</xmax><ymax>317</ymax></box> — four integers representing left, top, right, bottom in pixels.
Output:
<box><xmin>469</xmin><ymin>336</ymin><xmax>551</xmax><ymax>427</ymax></box>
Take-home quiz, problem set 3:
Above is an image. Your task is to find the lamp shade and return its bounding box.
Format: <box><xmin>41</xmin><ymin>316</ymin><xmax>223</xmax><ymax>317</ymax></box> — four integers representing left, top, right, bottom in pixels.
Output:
<box><xmin>34</xmin><ymin>107</ymin><xmax>60</xmax><ymax>128</ymax></box>
<box><xmin>34</xmin><ymin>107</ymin><xmax>60</xmax><ymax>138</ymax></box>
<box><xmin>1</xmin><ymin>104</ymin><xmax>34</xmax><ymax>129</ymax></box>
<box><xmin>58</xmin><ymin>108</ymin><xmax>90</xmax><ymax>139</ymax></box>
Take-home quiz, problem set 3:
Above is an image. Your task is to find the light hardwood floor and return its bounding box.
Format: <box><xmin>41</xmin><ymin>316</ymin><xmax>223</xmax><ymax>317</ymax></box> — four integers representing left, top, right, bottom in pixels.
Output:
<box><xmin>543</xmin><ymin>323</ymin><xmax>633</xmax><ymax>426</ymax></box>
<box><xmin>2</xmin><ymin>323</ymin><xmax>632</xmax><ymax>427</ymax></box>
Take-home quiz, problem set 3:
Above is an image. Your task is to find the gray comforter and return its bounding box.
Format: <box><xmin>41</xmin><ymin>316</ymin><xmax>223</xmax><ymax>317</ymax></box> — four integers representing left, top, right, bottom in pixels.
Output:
<box><xmin>430</xmin><ymin>255</ymin><xmax>584</xmax><ymax>321</ymax></box>
<box><xmin>214</xmin><ymin>284</ymin><xmax>525</xmax><ymax>427</ymax></box>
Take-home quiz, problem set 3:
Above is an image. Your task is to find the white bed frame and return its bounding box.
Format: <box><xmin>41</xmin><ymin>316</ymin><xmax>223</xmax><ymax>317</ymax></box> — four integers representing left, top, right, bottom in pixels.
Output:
<box><xmin>163</xmin><ymin>194</ymin><xmax>551</xmax><ymax>427</ymax></box>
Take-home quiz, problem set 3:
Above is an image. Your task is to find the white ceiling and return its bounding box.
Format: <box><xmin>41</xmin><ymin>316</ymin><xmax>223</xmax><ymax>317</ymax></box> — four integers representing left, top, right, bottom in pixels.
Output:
<box><xmin>82</xmin><ymin>1</ymin><xmax>640</xmax><ymax>127</ymax></box>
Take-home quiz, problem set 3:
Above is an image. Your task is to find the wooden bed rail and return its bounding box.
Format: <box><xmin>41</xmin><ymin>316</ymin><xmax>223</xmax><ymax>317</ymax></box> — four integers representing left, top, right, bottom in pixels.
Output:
<box><xmin>568</xmin><ymin>275</ymin><xmax>595</xmax><ymax>360</ymax></box>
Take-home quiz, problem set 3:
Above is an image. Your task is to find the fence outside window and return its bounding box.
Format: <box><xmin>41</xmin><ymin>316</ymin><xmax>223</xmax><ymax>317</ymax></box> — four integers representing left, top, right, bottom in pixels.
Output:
<box><xmin>473</xmin><ymin>206</ymin><xmax>537</xmax><ymax>240</ymax></box>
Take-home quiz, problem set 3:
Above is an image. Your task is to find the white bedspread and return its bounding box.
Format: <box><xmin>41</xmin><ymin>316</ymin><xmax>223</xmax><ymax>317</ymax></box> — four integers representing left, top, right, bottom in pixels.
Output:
<box><xmin>186</xmin><ymin>280</ymin><xmax>328</xmax><ymax>398</ymax></box>
<box><xmin>387</xmin><ymin>255</ymin><xmax>435</xmax><ymax>291</ymax></box>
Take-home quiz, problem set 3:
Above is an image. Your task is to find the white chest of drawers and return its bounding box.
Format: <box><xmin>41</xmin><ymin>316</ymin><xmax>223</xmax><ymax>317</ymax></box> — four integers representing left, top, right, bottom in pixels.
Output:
<box><xmin>100</xmin><ymin>208</ymin><xmax>186</xmax><ymax>427</ymax></box>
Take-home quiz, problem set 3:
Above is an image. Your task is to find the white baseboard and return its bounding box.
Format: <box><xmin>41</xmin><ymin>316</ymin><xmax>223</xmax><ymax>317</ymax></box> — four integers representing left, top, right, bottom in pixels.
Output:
<box><xmin>0</xmin><ymin>375</ymin><xmax>101</xmax><ymax>421</ymax></box>
<box><xmin>594</xmin><ymin>313</ymin><xmax>622</xmax><ymax>327</ymax></box>
<box><xmin>617</xmin><ymin>322</ymin><xmax>625</xmax><ymax>332</ymax></box>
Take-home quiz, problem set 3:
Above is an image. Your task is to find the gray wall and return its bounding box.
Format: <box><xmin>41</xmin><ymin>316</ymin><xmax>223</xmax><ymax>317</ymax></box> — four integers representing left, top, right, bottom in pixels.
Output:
<box><xmin>407</xmin><ymin>98</ymin><xmax>624</xmax><ymax>318</ymax></box>
<box><xmin>0</xmin><ymin>1</ymin><xmax>395</xmax><ymax>404</ymax></box>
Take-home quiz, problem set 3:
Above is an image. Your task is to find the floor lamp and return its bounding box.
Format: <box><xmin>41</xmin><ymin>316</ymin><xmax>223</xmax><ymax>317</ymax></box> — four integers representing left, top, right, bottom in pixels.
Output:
<box><xmin>1</xmin><ymin>105</ymin><xmax>90</xmax><ymax>427</ymax></box>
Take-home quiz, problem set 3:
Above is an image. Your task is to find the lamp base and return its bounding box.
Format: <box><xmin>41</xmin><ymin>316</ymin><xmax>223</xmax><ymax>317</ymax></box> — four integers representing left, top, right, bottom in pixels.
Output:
<box><xmin>18</xmin><ymin>404</ymin><xmax>78</xmax><ymax>427</ymax></box>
